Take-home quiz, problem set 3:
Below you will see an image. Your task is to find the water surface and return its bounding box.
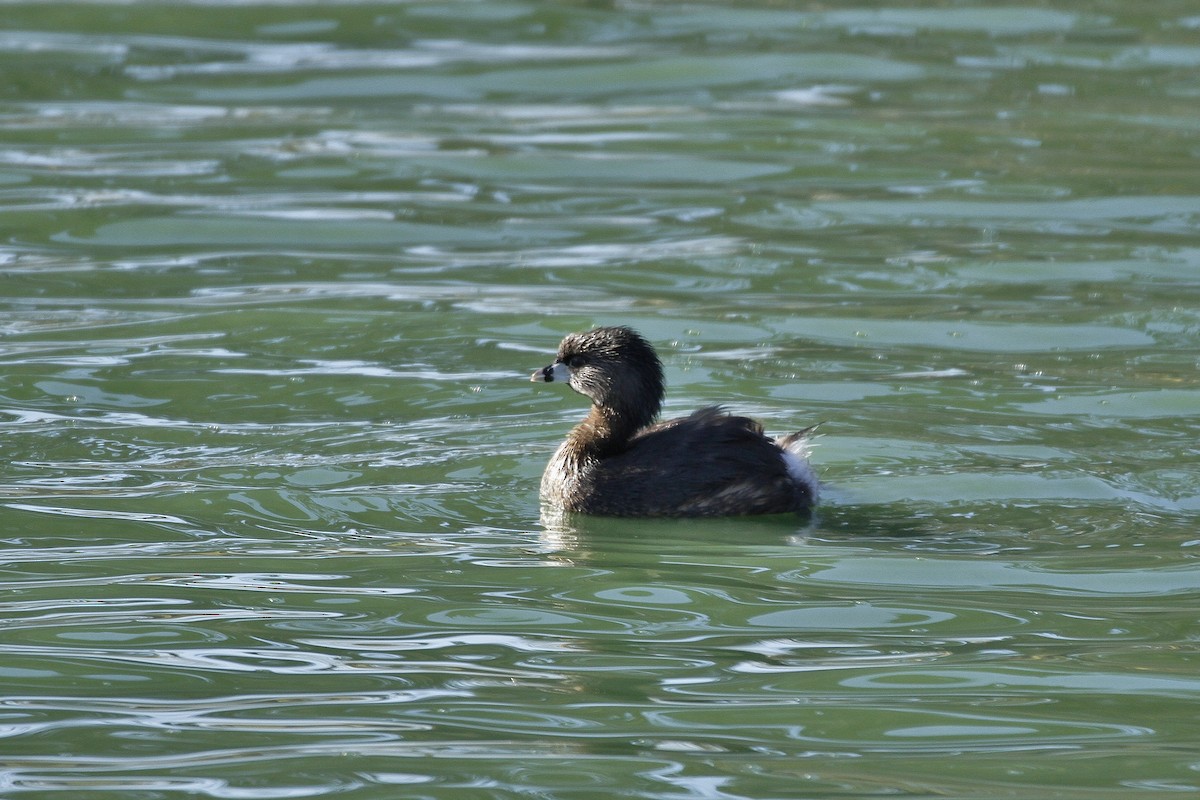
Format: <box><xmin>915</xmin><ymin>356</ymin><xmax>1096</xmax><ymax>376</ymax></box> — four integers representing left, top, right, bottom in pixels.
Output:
<box><xmin>2</xmin><ymin>2</ymin><xmax>1199</xmax><ymax>798</ymax></box>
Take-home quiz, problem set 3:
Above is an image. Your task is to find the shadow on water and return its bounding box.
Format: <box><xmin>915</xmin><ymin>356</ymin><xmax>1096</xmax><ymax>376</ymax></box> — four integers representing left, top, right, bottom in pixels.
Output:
<box><xmin>537</xmin><ymin>490</ymin><xmax>940</xmax><ymax>550</ymax></box>
<box><xmin>538</xmin><ymin>503</ymin><xmax>804</xmax><ymax>551</ymax></box>
<box><xmin>537</xmin><ymin>500</ymin><xmax>948</xmax><ymax>553</ymax></box>
<box><xmin>534</xmin><ymin>495</ymin><xmax>1038</xmax><ymax>563</ymax></box>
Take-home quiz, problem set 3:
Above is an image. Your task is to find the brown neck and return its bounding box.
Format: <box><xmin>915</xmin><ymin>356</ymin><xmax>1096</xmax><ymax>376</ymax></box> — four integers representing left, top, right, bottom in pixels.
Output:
<box><xmin>567</xmin><ymin>405</ymin><xmax>643</xmax><ymax>460</ymax></box>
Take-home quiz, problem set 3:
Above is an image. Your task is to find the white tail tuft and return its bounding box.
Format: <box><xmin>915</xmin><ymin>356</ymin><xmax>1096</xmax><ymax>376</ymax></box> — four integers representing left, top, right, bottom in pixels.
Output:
<box><xmin>779</xmin><ymin>426</ymin><xmax>820</xmax><ymax>501</ymax></box>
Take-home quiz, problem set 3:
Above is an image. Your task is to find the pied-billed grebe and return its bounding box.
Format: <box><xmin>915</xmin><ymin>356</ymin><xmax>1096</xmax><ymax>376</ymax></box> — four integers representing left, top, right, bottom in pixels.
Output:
<box><xmin>531</xmin><ymin>326</ymin><xmax>818</xmax><ymax>517</ymax></box>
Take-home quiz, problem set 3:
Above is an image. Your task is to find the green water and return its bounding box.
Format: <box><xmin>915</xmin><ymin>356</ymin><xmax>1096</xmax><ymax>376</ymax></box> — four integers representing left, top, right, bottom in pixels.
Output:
<box><xmin>2</xmin><ymin>1</ymin><xmax>1199</xmax><ymax>797</ymax></box>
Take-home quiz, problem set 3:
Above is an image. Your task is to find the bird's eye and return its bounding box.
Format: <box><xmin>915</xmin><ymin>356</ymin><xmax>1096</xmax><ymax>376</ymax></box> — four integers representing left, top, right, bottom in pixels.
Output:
<box><xmin>566</xmin><ymin>355</ymin><xmax>585</xmax><ymax>369</ymax></box>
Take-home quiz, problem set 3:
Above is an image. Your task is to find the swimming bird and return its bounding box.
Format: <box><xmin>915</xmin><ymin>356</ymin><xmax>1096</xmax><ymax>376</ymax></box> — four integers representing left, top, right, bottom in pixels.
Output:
<box><xmin>531</xmin><ymin>325</ymin><xmax>818</xmax><ymax>517</ymax></box>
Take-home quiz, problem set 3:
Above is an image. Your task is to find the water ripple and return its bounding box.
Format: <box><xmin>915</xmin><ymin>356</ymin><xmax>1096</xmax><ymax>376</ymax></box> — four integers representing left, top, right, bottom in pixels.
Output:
<box><xmin>3</xmin><ymin>2</ymin><xmax>1199</xmax><ymax>797</ymax></box>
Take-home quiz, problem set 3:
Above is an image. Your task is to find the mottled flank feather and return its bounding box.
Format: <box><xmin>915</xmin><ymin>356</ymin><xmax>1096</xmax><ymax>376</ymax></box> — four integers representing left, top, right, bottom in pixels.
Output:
<box><xmin>532</xmin><ymin>326</ymin><xmax>819</xmax><ymax>518</ymax></box>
